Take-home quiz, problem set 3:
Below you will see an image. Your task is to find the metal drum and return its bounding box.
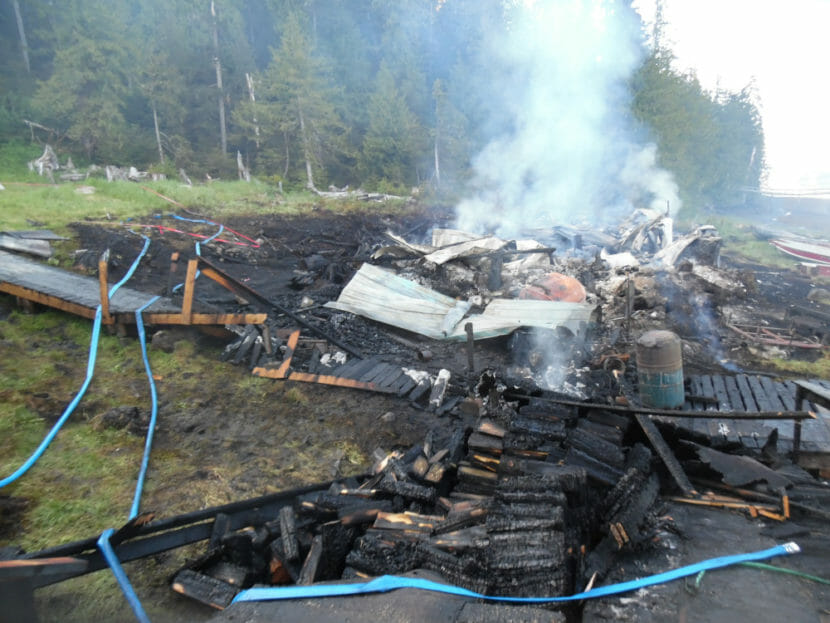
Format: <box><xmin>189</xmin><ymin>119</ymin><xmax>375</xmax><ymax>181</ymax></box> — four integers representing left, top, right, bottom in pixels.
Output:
<box><xmin>636</xmin><ymin>330</ymin><xmax>684</xmax><ymax>408</ymax></box>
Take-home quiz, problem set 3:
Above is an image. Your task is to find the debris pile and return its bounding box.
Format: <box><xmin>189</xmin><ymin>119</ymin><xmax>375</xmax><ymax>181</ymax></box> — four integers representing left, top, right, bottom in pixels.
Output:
<box><xmin>171</xmin><ymin>386</ymin><xmax>671</xmax><ymax>612</ymax></box>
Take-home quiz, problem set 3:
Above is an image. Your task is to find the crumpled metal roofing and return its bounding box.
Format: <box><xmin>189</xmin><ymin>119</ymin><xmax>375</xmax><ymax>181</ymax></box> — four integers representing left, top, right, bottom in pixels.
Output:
<box><xmin>325</xmin><ymin>263</ymin><xmax>597</xmax><ymax>341</ymax></box>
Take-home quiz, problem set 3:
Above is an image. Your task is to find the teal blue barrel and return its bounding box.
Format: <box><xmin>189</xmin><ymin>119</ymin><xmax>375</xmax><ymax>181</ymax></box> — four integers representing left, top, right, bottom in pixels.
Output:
<box><xmin>636</xmin><ymin>330</ymin><xmax>684</xmax><ymax>409</ymax></box>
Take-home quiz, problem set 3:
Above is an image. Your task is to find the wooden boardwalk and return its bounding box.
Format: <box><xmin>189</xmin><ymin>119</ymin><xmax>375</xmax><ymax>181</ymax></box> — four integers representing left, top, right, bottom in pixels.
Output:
<box><xmin>655</xmin><ymin>374</ymin><xmax>830</xmax><ymax>470</ymax></box>
<box><xmin>0</xmin><ymin>250</ymin><xmax>265</xmax><ymax>327</ymax></box>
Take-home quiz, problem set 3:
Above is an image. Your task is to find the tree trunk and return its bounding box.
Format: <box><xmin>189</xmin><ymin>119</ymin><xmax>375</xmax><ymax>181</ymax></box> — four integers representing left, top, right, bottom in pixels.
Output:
<box><xmin>297</xmin><ymin>100</ymin><xmax>316</xmax><ymax>192</ymax></box>
<box><xmin>282</xmin><ymin>130</ymin><xmax>290</xmax><ymax>179</ymax></box>
<box><xmin>11</xmin><ymin>0</ymin><xmax>30</xmax><ymax>74</ymax></box>
<box><xmin>152</xmin><ymin>101</ymin><xmax>165</xmax><ymax>164</ymax></box>
<box><xmin>434</xmin><ymin>136</ymin><xmax>441</xmax><ymax>187</ymax></box>
<box><xmin>245</xmin><ymin>73</ymin><xmax>260</xmax><ymax>149</ymax></box>
<box><xmin>237</xmin><ymin>150</ymin><xmax>250</xmax><ymax>182</ymax></box>
<box><xmin>211</xmin><ymin>1</ymin><xmax>227</xmax><ymax>154</ymax></box>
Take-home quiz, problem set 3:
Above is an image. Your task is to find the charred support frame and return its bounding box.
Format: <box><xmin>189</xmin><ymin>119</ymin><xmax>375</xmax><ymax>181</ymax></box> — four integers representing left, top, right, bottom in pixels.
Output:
<box><xmin>195</xmin><ymin>255</ymin><xmax>363</xmax><ymax>358</ymax></box>
<box><xmin>504</xmin><ymin>393</ymin><xmax>816</xmax><ymax>420</ymax></box>
<box><xmin>793</xmin><ymin>380</ymin><xmax>830</xmax><ymax>462</ymax></box>
<box><xmin>21</xmin><ymin>479</ymin><xmax>359</xmax><ymax>588</ymax></box>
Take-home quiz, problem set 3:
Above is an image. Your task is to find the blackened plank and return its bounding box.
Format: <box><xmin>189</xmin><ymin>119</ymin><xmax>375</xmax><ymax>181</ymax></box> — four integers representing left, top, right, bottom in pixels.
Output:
<box><xmin>723</xmin><ymin>375</ymin><xmax>754</xmax><ymax>444</ymax></box>
<box><xmin>339</xmin><ymin>357</ymin><xmax>384</xmax><ymax>381</ymax></box>
<box><xmin>685</xmin><ymin>375</ymin><xmax>708</xmax><ymax>438</ymax></box>
<box><xmin>775</xmin><ymin>380</ymin><xmax>796</xmax><ymax>411</ymax></box>
<box><xmin>327</xmin><ymin>356</ymin><xmax>368</xmax><ymax>379</ymax></box>
<box><xmin>377</xmin><ymin>367</ymin><xmax>405</xmax><ymax>388</ymax></box>
<box><xmin>408</xmin><ymin>378</ymin><xmax>432</xmax><ymax>402</ymax></box>
<box><xmin>687</xmin><ymin>375</ymin><xmax>705</xmax><ymax>408</ymax></box>
<box><xmin>396</xmin><ymin>377</ymin><xmax>417</xmax><ymax>397</ymax></box>
<box><xmin>359</xmin><ymin>362</ymin><xmax>389</xmax><ymax>383</ymax></box>
<box><xmin>699</xmin><ymin>375</ymin><xmax>725</xmax><ymax>442</ymax></box>
<box><xmin>711</xmin><ymin>375</ymin><xmax>741</xmax><ymax>445</ymax></box>
<box><xmin>172</xmin><ymin>569</ymin><xmax>237</xmax><ymax>610</ymax></box>
<box><xmin>736</xmin><ymin>374</ymin><xmax>760</xmax><ymax>412</ymax></box>
<box><xmin>759</xmin><ymin>376</ymin><xmax>787</xmax><ymax>411</ymax></box>
<box><xmin>306</xmin><ymin>348</ymin><xmax>321</xmax><ymax>374</ymax></box>
<box><xmin>747</xmin><ymin>375</ymin><xmax>776</xmax><ymax>412</ymax></box>
<box><xmin>279</xmin><ymin>506</ymin><xmax>299</xmax><ymax>561</ymax></box>
<box><xmin>297</xmin><ymin>535</ymin><xmax>323</xmax><ymax>585</ymax></box>
<box><xmin>711</xmin><ymin>375</ymin><xmax>731</xmax><ymax>410</ymax></box>
<box><xmin>634</xmin><ymin>414</ymin><xmax>695</xmax><ymax>495</ymax></box>
<box><xmin>723</xmin><ymin>375</ymin><xmax>745</xmax><ymax>411</ymax></box>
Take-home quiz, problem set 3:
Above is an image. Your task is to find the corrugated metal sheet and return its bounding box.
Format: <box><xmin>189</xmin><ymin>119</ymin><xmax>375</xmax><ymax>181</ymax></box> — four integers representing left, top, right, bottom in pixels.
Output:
<box><xmin>325</xmin><ymin>263</ymin><xmax>597</xmax><ymax>341</ymax></box>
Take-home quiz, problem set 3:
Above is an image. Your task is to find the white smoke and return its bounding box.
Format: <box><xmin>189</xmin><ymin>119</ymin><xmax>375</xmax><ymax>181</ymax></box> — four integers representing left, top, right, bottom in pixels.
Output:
<box><xmin>455</xmin><ymin>1</ymin><xmax>681</xmax><ymax>236</ymax></box>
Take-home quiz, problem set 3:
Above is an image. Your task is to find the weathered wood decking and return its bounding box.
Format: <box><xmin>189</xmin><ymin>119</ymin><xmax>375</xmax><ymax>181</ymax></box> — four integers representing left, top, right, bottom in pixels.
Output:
<box><xmin>0</xmin><ymin>250</ymin><xmax>266</xmax><ymax>327</ymax></box>
<box><xmin>655</xmin><ymin>374</ymin><xmax>830</xmax><ymax>470</ymax></box>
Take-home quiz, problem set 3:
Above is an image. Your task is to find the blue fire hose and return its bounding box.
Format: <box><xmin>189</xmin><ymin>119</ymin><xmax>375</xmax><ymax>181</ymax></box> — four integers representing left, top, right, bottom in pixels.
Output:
<box><xmin>233</xmin><ymin>542</ymin><xmax>801</xmax><ymax>605</ymax></box>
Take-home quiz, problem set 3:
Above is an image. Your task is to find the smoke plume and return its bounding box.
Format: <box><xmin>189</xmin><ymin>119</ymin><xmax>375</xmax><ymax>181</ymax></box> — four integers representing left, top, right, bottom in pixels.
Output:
<box><xmin>455</xmin><ymin>1</ymin><xmax>681</xmax><ymax>236</ymax></box>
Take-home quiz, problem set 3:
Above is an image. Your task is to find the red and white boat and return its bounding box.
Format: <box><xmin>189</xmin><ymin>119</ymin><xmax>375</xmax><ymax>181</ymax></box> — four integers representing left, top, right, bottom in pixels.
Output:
<box><xmin>770</xmin><ymin>237</ymin><xmax>830</xmax><ymax>266</ymax></box>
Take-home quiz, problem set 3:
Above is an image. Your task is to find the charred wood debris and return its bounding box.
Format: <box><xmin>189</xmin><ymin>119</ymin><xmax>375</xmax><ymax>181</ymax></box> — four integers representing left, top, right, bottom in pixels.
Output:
<box><xmin>174</xmin><ymin>210</ymin><xmax>830</xmax><ymax>611</ymax></box>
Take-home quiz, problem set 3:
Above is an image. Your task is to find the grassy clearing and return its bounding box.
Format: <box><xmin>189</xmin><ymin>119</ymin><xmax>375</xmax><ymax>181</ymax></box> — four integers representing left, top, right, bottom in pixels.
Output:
<box><xmin>0</xmin><ymin>141</ymin><xmax>414</xmax><ymax>236</ymax></box>
<box><xmin>0</xmin><ymin>310</ymin><xmax>147</xmax><ymax>548</ymax></box>
<box><xmin>767</xmin><ymin>352</ymin><xmax>830</xmax><ymax>379</ymax></box>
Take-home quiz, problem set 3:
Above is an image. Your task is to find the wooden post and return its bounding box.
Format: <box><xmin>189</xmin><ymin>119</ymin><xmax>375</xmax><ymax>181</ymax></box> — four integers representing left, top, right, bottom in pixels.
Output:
<box><xmin>465</xmin><ymin>322</ymin><xmax>475</xmax><ymax>383</ymax></box>
<box><xmin>167</xmin><ymin>252</ymin><xmax>180</xmax><ymax>296</ymax></box>
<box><xmin>98</xmin><ymin>250</ymin><xmax>112</xmax><ymax>324</ymax></box>
<box><xmin>181</xmin><ymin>259</ymin><xmax>199</xmax><ymax>324</ymax></box>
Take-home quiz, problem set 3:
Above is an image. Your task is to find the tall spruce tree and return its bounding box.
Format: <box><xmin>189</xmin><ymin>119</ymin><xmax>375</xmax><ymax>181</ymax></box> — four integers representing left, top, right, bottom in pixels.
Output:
<box><xmin>361</xmin><ymin>62</ymin><xmax>420</xmax><ymax>187</ymax></box>
<box><xmin>32</xmin><ymin>0</ymin><xmax>132</xmax><ymax>160</ymax></box>
<box><xmin>249</xmin><ymin>9</ymin><xmax>345</xmax><ymax>189</ymax></box>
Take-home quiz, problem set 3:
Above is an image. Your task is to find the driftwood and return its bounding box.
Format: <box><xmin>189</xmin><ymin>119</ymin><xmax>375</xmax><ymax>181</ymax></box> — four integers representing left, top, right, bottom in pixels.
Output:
<box><xmin>314</xmin><ymin>187</ymin><xmax>412</xmax><ymax>202</ymax></box>
<box><xmin>237</xmin><ymin>151</ymin><xmax>251</xmax><ymax>182</ymax></box>
<box><xmin>28</xmin><ymin>144</ymin><xmax>59</xmax><ymax>181</ymax></box>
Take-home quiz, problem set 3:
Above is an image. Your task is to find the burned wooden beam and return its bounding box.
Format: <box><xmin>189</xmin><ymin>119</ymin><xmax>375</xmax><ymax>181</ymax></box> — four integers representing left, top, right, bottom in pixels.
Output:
<box><xmin>634</xmin><ymin>413</ymin><xmax>696</xmax><ymax>496</ymax></box>
<box><xmin>467</xmin><ymin>432</ymin><xmax>503</xmax><ymax>455</ymax></box>
<box><xmin>505</xmin><ymin>392</ymin><xmax>817</xmax><ymax>419</ymax></box>
<box><xmin>297</xmin><ymin>535</ymin><xmax>323</xmax><ymax>585</ymax></box>
<box><xmin>196</xmin><ymin>255</ymin><xmax>364</xmax><ymax>358</ymax></box>
<box><xmin>279</xmin><ymin>506</ymin><xmax>299</xmax><ymax>561</ymax></box>
<box><xmin>485</xmin><ymin>509</ymin><xmax>564</xmax><ymax>533</ymax></box>
<box><xmin>373</xmin><ymin>512</ymin><xmax>442</xmax><ymax>534</ymax></box>
<box><xmin>172</xmin><ymin>569</ymin><xmax>238</xmax><ymax>610</ymax></box>
<box><xmin>377</xmin><ymin>473</ymin><xmax>436</xmax><ymax>503</ymax></box>
<box><xmin>430</xmin><ymin>525</ymin><xmax>488</xmax><ymax>551</ymax></box>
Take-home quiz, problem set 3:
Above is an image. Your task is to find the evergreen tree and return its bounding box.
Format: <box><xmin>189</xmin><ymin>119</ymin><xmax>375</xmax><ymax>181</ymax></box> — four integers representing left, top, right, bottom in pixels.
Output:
<box><xmin>245</xmin><ymin>10</ymin><xmax>346</xmax><ymax>189</ymax></box>
<box><xmin>431</xmin><ymin>78</ymin><xmax>470</xmax><ymax>189</ymax></box>
<box><xmin>631</xmin><ymin>50</ymin><xmax>765</xmax><ymax>209</ymax></box>
<box><xmin>32</xmin><ymin>0</ymin><xmax>132</xmax><ymax>160</ymax></box>
<box><xmin>361</xmin><ymin>62</ymin><xmax>420</xmax><ymax>187</ymax></box>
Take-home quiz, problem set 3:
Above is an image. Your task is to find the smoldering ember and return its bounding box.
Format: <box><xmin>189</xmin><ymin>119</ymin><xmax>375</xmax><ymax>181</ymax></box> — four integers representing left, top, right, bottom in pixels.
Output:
<box><xmin>2</xmin><ymin>200</ymin><xmax>830</xmax><ymax>623</ymax></box>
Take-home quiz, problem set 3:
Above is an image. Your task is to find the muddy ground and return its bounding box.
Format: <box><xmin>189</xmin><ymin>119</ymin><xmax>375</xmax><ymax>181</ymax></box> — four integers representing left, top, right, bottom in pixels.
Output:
<box><xmin>8</xmin><ymin>204</ymin><xmax>830</xmax><ymax>621</ymax></box>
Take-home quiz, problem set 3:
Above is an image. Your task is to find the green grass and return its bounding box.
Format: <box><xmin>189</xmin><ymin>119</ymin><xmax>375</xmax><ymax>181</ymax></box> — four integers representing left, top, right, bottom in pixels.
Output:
<box><xmin>767</xmin><ymin>352</ymin><xmax>830</xmax><ymax>379</ymax></box>
<box><xmin>1</xmin><ymin>141</ymin><xmax>414</xmax><ymax>235</ymax></box>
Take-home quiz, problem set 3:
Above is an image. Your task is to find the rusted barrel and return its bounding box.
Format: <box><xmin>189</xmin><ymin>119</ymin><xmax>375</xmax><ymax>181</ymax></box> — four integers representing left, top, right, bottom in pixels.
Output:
<box><xmin>636</xmin><ymin>330</ymin><xmax>684</xmax><ymax>408</ymax></box>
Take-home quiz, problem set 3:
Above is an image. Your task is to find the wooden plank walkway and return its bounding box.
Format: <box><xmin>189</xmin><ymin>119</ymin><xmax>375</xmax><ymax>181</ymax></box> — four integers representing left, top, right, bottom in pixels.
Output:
<box><xmin>0</xmin><ymin>250</ymin><xmax>265</xmax><ymax>327</ymax></box>
<box><xmin>655</xmin><ymin>374</ymin><xmax>830</xmax><ymax>470</ymax></box>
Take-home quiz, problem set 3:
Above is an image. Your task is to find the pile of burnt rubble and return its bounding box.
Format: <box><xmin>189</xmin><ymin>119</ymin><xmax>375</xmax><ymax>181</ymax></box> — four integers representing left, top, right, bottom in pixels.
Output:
<box><xmin>172</xmin><ymin>386</ymin><xmax>665</xmax><ymax>612</ymax></box>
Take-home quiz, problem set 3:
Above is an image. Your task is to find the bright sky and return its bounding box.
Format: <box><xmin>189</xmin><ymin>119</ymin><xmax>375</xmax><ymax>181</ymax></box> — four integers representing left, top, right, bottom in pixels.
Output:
<box><xmin>633</xmin><ymin>0</ymin><xmax>830</xmax><ymax>194</ymax></box>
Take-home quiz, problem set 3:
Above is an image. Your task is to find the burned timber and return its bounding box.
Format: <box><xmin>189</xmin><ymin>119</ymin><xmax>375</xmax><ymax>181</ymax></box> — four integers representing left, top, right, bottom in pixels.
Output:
<box><xmin>2</xmin><ymin>207</ymin><xmax>830</xmax><ymax>622</ymax></box>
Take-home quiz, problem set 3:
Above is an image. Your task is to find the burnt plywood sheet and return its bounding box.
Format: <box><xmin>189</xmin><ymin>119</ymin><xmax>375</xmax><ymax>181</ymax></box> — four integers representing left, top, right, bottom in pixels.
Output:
<box><xmin>654</xmin><ymin>373</ymin><xmax>830</xmax><ymax>468</ymax></box>
<box><xmin>0</xmin><ymin>250</ymin><xmax>181</xmax><ymax>314</ymax></box>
